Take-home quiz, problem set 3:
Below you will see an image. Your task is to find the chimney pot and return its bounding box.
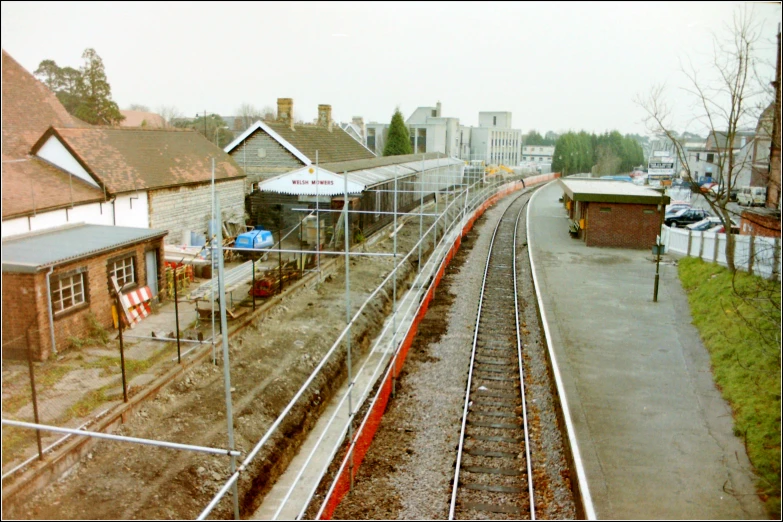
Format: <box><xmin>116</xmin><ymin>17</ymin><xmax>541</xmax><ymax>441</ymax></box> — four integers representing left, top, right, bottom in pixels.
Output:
<box><xmin>277</xmin><ymin>98</ymin><xmax>295</xmax><ymax>129</ymax></box>
<box><xmin>318</xmin><ymin>104</ymin><xmax>333</xmax><ymax>131</ymax></box>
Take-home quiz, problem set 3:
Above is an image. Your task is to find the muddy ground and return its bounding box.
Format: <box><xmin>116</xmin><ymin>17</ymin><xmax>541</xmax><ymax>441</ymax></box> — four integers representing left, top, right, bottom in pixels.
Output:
<box><xmin>4</xmin><ymin>210</ymin><xmax>443</xmax><ymax>520</ymax></box>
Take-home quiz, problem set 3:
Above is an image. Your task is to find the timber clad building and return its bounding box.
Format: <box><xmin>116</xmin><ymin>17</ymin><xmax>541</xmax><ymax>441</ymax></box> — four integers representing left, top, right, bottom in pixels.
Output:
<box><xmin>559</xmin><ymin>178</ymin><xmax>669</xmax><ymax>249</ymax></box>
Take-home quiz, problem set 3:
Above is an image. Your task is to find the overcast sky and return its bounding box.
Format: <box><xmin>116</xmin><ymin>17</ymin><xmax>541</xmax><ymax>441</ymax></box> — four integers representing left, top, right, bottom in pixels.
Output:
<box><xmin>2</xmin><ymin>1</ymin><xmax>780</xmax><ymax>136</ymax></box>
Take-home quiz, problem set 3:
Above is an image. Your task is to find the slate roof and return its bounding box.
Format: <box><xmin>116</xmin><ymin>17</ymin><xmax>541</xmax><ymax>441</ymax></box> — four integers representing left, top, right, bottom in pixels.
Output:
<box><xmin>2</xmin><ymin>223</ymin><xmax>167</xmax><ymax>273</ymax></box>
<box><xmin>2</xmin><ymin>49</ymin><xmax>103</xmax><ymax>217</ymax></box>
<box><xmin>320</xmin><ymin>152</ymin><xmax>448</xmax><ymax>173</ymax></box>
<box><xmin>33</xmin><ymin>127</ymin><xmax>246</xmax><ymax>194</ymax></box>
<box><xmin>264</xmin><ymin>122</ymin><xmax>376</xmax><ymax>163</ymax></box>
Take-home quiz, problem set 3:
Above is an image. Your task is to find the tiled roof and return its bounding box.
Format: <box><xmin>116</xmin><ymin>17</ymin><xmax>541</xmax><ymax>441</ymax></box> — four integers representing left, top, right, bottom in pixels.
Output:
<box><xmin>2</xmin><ymin>223</ymin><xmax>167</xmax><ymax>273</ymax></box>
<box><xmin>264</xmin><ymin>122</ymin><xmax>376</xmax><ymax>163</ymax></box>
<box><xmin>2</xmin><ymin>49</ymin><xmax>101</xmax><ymax>217</ymax></box>
<box><xmin>2</xmin><ymin>49</ymin><xmax>85</xmax><ymax>159</ymax></box>
<box><xmin>35</xmin><ymin>127</ymin><xmax>246</xmax><ymax>194</ymax></box>
<box><xmin>119</xmin><ymin>110</ymin><xmax>166</xmax><ymax>128</ymax></box>
<box><xmin>2</xmin><ymin>158</ymin><xmax>105</xmax><ymax>219</ymax></box>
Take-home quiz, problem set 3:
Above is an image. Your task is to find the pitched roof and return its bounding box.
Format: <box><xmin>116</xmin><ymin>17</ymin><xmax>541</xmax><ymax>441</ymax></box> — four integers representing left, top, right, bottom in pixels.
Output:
<box><xmin>1</xmin><ymin>49</ymin><xmax>85</xmax><ymax>159</ymax></box>
<box><xmin>119</xmin><ymin>110</ymin><xmax>166</xmax><ymax>128</ymax></box>
<box><xmin>2</xmin><ymin>158</ymin><xmax>105</xmax><ymax>219</ymax></box>
<box><xmin>2</xmin><ymin>49</ymin><xmax>102</xmax><ymax>217</ymax></box>
<box><xmin>320</xmin><ymin>152</ymin><xmax>448</xmax><ymax>173</ymax></box>
<box><xmin>33</xmin><ymin>127</ymin><xmax>246</xmax><ymax>193</ymax></box>
<box><xmin>264</xmin><ymin>122</ymin><xmax>375</xmax><ymax>163</ymax></box>
<box><xmin>2</xmin><ymin>223</ymin><xmax>167</xmax><ymax>273</ymax></box>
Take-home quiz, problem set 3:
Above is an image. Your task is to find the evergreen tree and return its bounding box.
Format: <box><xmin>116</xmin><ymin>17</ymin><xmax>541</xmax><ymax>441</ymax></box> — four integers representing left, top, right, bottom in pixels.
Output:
<box><xmin>383</xmin><ymin>109</ymin><xmax>412</xmax><ymax>156</ymax></box>
<box><xmin>34</xmin><ymin>49</ymin><xmax>124</xmax><ymax>125</ymax></box>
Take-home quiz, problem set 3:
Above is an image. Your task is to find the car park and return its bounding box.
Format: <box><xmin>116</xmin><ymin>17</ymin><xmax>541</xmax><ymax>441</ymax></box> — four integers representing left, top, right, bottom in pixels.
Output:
<box><xmin>665</xmin><ymin>202</ymin><xmax>691</xmax><ymax>218</ymax></box>
<box><xmin>664</xmin><ymin>208</ymin><xmax>710</xmax><ymax>227</ymax></box>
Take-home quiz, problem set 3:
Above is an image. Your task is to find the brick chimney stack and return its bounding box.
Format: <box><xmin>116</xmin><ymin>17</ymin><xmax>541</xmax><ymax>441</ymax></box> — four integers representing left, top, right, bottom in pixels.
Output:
<box><xmin>277</xmin><ymin>98</ymin><xmax>295</xmax><ymax>130</ymax></box>
<box><xmin>318</xmin><ymin>104</ymin><xmax>333</xmax><ymax>132</ymax></box>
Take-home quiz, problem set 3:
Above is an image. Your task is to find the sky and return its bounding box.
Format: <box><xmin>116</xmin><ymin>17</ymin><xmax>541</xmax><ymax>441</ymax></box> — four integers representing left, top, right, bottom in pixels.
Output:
<box><xmin>2</xmin><ymin>1</ymin><xmax>781</xmax><ymax>137</ymax></box>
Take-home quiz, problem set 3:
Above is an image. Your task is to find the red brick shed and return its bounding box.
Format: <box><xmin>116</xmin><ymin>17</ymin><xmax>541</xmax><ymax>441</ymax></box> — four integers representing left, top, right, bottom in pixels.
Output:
<box><xmin>559</xmin><ymin>178</ymin><xmax>669</xmax><ymax>248</ymax></box>
<box><xmin>2</xmin><ymin>224</ymin><xmax>167</xmax><ymax>361</ymax></box>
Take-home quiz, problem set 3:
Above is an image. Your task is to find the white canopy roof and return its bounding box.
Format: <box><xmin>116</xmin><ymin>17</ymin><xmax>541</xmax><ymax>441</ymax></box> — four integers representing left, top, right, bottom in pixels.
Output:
<box><xmin>257</xmin><ymin>166</ymin><xmax>365</xmax><ymax>196</ymax></box>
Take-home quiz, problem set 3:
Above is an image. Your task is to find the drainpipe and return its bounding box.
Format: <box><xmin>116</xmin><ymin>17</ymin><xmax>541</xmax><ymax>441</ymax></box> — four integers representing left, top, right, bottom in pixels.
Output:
<box><xmin>45</xmin><ymin>266</ymin><xmax>58</xmax><ymax>356</ymax></box>
<box><xmin>111</xmin><ymin>197</ymin><xmax>117</xmax><ymax>226</ymax></box>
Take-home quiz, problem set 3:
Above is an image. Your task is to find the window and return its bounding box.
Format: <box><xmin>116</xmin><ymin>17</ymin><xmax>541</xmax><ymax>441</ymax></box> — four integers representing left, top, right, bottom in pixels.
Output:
<box><xmin>109</xmin><ymin>254</ymin><xmax>136</xmax><ymax>289</ymax></box>
<box><xmin>431</xmin><ymin>109</ymin><xmax>436</xmax><ymax>117</ymax></box>
<box><xmin>696</xmin><ymin>153</ymin><xmax>700</xmax><ymax>161</ymax></box>
<box><xmin>706</xmin><ymin>153</ymin><xmax>714</xmax><ymax>163</ymax></box>
<box><xmin>367</xmin><ymin>128</ymin><xmax>376</xmax><ymax>151</ymax></box>
<box><xmin>52</xmin><ymin>272</ymin><xmax>86</xmax><ymax>314</ymax></box>
<box><xmin>600</xmin><ymin>207</ymin><xmax>611</xmax><ymax>212</ymax></box>
<box><xmin>493</xmin><ymin>116</ymin><xmax>496</xmax><ymax>126</ymax></box>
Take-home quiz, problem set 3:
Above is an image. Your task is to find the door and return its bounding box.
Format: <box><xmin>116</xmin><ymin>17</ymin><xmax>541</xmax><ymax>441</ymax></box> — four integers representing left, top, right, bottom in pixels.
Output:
<box><xmin>145</xmin><ymin>250</ymin><xmax>158</xmax><ymax>298</ymax></box>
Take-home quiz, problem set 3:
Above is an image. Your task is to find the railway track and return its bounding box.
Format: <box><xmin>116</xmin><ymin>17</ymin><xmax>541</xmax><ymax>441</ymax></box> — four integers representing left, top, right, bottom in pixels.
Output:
<box><xmin>449</xmin><ymin>191</ymin><xmax>535</xmax><ymax>520</ymax></box>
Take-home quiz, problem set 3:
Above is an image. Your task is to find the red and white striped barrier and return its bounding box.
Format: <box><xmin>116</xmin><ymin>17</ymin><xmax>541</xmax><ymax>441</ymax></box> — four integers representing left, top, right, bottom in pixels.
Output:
<box><xmin>121</xmin><ymin>286</ymin><xmax>153</xmax><ymax>328</ymax></box>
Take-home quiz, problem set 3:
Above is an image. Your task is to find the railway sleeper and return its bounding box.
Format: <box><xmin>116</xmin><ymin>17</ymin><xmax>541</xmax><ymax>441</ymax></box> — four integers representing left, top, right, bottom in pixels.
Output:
<box><xmin>461</xmin><ymin>502</ymin><xmax>523</xmax><ymax>515</ymax></box>
<box><xmin>468</xmin><ymin>420</ymin><xmax>521</xmax><ymax>429</ymax></box>
<box><xmin>462</xmin><ymin>465</ymin><xmax>521</xmax><ymax>476</ymax></box>
<box><xmin>469</xmin><ymin>409</ymin><xmax>518</xmax><ymax>418</ymax></box>
<box><xmin>464</xmin><ymin>448</ymin><xmax>518</xmax><ymax>459</ymax></box>
<box><xmin>474</xmin><ymin>375</ymin><xmax>518</xmax><ymax>382</ymax></box>
<box><xmin>474</xmin><ymin>365</ymin><xmax>518</xmax><ymax>374</ymax></box>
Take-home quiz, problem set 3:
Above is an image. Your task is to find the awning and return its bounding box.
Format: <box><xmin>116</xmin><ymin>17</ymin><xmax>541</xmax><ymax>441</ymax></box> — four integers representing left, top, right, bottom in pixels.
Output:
<box><xmin>257</xmin><ymin>166</ymin><xmax>365</xmax><ymax>196</ymax></box>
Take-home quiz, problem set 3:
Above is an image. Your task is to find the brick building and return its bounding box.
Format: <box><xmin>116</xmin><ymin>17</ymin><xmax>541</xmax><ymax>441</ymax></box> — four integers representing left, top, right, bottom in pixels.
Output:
<box><xmin>2</xmin><ymin>224</ymin><xmax>167</xmax><ymax>361</ymax></box>
<box><xmin>559</xmin><ymin>178</ymin><xmax>669</xmax><ymax>249</ymax></box>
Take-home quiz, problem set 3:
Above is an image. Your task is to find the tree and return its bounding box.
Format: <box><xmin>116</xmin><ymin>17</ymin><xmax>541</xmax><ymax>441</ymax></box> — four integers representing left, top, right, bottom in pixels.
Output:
<box><xmin>157</xmin><ymin>105</ymin><xmax>184</xmax><ymax>128</ymax></box>
<box><xmin>636</xmin><ymin>6</ymin><xmax>771</xmax><ymax>272</ymax></box>
<box><xmin>524</xmin><ymin>130</ymin><xmax>546</xmax><ymax>146</ymax></box>
<box><xmin>34</xmin><ymin>48</ymin><xmax>124</xmax><ymax>126</ymax></box>
<box><xmin>180</xmin><ymin>113</ymin><xmax>235</xmax><ymax>148</ymax></box>
<box><xmin>383</xmin><ymin>108</ymin><xmax>412</xmax><ymax>156</ymax></box>
<box><xmin>73</xmin><ymin>49</ymin><xmax>124</xmax><ymax>125</ymax></box>
<box><xmin>128</xmin><ymin>103</ymin><xmax>150</xmax><ymax>112</ymax></box>
<box><xmin>261</xmin><ymin>105</ymin><xmax>276</xmax><ymax>121</ymax></box>
<box><xmin>235</xmin><ymin>103</ymin><xmax>263</xmax><ymax>132</ymax></box>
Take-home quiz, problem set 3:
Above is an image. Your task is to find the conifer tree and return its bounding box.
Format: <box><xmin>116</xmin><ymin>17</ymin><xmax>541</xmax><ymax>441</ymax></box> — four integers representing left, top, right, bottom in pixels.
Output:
<box><xmin>383</xmin><ymin>108</ymin><xmax>412</xmax><ymax>156</ymax></box>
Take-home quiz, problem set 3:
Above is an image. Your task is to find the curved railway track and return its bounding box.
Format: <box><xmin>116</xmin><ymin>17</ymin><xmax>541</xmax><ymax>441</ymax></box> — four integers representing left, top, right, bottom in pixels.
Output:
<box><xmin>449</xmin><ymin>190</ymin><xmax>536</xmax><ymax>520</ymax></box>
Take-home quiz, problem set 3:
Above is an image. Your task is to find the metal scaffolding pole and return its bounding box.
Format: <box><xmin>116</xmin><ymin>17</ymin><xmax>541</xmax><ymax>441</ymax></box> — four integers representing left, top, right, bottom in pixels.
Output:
<box><xmin>343</xmin><ymin>171</ymin><xmax>354</xmax><ymax>492</ymax></box>
<box><xmin>211</xmin><ymin>158</ymin><xmax>217</xmax><ymax>366</ymax></box>
<box><xmin>316</xmin><ymin>151</ymin><xmax>321</xmax><ymax>282</ymax></box>
<box><xmin>419</xmin><ymin>155</ymin><xmax>424</xmax><ymax>274</ymax></box>
<box><xmin>215</xmin><ymin>197</ymin><xmax>240</xmax><ymax>520</ymax></box>
<box><xmin>392</xmin><ymin>173</ymin><xmax>398</xmax><ymax>398</ymax></box>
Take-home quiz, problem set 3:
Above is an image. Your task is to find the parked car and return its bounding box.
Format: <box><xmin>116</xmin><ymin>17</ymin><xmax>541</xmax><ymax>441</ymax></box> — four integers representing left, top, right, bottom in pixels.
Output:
<box><xmin>736</xmin><ymin>186</ymin><xmax>767</xmax><ymax>206</ymax></box>
<box><xmin>708</xmin><ymin>220</ymin><xmax>740</xmax><ymax>234</ymax></box>
<box><xmin>665</xmin><ymin>208</ymin><xmax>710</xmax><ymax>228</ymax></box>
<box><xmin>686</xmin><ymin>217</ymin><xmax>723</xmax><ymax>231</ymax></box>
<box><xmin>700</xmin><ymin>182</ymin><xmax>718</xmax><ymax>193</ymax></box>
<box><xmin>729</xmin><ymin>188</ymin><xmax>739</xmax><ymax>202</ymax></box>
<box><xmin>665</xmin><ymin>202</ymin><xmax>691</xmax><ymax>218</ymax></box>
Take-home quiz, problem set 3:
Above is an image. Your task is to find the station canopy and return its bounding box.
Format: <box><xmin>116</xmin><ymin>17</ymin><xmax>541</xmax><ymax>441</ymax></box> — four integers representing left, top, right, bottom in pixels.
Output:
<box><xmin>257</xmin><ymin>166</ymin><xmax>365</xmax><ymax>196</ymax></box>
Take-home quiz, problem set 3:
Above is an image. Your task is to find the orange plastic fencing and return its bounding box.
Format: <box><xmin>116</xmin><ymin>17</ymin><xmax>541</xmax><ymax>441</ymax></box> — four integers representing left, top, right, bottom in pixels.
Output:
<box><xmin>318</xmin><ymin>175</ymin><xmax>556</xmax><ymax>519</ymax></box>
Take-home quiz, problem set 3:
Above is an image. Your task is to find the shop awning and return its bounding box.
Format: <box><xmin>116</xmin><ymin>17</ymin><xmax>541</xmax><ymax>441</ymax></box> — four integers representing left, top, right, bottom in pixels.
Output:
<box><xmin>257</xmin><ymin>166</ymin><xmax>365</xmax><ymax>196</ymax></box>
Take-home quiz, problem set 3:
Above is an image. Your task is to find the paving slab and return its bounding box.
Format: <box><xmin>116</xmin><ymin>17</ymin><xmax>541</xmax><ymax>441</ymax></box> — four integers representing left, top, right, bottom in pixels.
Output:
<box><xmin>528</xmin><ymin>180</ymin><xmax>765</xmax><ymax>520</ymax></box>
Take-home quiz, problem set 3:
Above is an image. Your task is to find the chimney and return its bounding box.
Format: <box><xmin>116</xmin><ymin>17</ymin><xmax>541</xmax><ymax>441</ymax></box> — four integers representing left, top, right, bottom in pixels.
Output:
<box><xmin>352</xmin><ymin>116</ymin><xmax>366</xmax><ymax>142</ymax></box>
<box><xmin>277</xmin><ymin>98</ymin><xmax>295</xmax><ymax>130</ymax></box>
<box><xmin>436</xmin><ymin>101</ymin><xmax>442</xmax><ymax>117</ymax></box>
<box><xmin>318</xmin><ymin>104</ymin><xmax>333</xmax><ymax>132</ymax></box>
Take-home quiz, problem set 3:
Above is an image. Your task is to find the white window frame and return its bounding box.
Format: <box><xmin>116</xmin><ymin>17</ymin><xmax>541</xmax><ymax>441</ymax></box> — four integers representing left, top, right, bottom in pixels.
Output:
<box><xmin>52</xmin><ymin>272</ymin><xmax>86</xmax><ymax>314</ymax></box>
<box><xmin>110</xmin><ymin>255</ymin><xmax>136</xmax><ymax>289</ymax></box>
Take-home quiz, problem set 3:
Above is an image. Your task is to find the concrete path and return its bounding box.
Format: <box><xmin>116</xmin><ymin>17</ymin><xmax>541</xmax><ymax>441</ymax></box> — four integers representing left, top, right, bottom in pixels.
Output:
<box><xmin>528</xmin><ymin>181</ymin><xmax>765</xmax><ymax>519</ymax></box>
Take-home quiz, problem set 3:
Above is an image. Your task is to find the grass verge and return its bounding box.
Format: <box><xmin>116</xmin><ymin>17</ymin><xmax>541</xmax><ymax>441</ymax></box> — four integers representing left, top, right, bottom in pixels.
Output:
<box><xmin>678</xmin><ymin>257</ymin><xmax>781</xmax><ymax>518</ymax></box>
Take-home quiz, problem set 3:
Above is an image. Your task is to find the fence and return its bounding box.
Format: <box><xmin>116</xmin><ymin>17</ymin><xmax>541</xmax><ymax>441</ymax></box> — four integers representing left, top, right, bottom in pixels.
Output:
<box><xmin>663</xmin><ymin>226</ymin><xmax>782</xmax><ymax>280</ymax></box>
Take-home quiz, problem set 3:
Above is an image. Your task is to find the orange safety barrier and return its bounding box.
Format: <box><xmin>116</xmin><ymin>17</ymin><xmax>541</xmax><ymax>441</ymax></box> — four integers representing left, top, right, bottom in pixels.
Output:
<box><xmin>318</xmin><ymin>174</ymin><xmax>557</xmax><ymax>519</ymax></box>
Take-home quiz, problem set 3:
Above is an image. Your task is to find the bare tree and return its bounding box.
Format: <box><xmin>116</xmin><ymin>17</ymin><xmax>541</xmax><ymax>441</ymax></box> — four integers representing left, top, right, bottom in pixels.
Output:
<box><xmin>636</xmin><ymin>5</ymin><xmax>773</xmax><ymax>272</ymax></box>
<box><xmin>127</xmin><ymin>103</ymin><xmax>150</xmax><ymax>112</ymax></box>
<box><xmin>261</xmin><ymin>105</ymin><xmax>276</xmax><ymax>122</ymax></box>
<box><xmin>156</xmin><ymin>105</ymin><xmax>184</xmax><ymax>128</ymax></box>
<box><xmin>235</xmin><ymin>103</ymin><xmax>263</xmax><ymax>132</ymax></box>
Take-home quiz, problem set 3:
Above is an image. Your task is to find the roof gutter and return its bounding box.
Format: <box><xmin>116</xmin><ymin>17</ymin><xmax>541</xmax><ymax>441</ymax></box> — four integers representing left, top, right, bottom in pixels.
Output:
<box><xmin>45</xmin><ymin>266</ymin><xmax>58</xmax><ymax>356</ymax></box>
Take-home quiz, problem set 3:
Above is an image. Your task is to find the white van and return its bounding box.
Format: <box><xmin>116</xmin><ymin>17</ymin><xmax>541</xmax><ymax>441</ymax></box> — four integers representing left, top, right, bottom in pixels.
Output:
<box><xmin>737</xmin><ymin>186</ymin><xmax>767</xmax><ymax>207</ymax></box>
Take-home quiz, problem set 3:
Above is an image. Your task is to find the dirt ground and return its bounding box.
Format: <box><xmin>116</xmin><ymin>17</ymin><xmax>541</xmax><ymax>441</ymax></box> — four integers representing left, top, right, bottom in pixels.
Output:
<box><xmin>3</xmin><ymin>209</ymin><xmax>443</xmax><ymax>520</ymax></box>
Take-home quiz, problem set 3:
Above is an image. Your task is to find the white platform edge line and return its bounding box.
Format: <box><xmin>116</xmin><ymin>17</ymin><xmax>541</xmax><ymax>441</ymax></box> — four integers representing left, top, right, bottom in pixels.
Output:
<box><xmin>527</xmin><ymin>180</ymin><xmax>597</xmax><ymax>520</ymax></box>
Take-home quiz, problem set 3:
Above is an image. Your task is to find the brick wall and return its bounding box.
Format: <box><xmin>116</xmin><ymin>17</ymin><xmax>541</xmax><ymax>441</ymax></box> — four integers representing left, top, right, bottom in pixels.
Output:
<box><xmin>2</xmin><ymin>238</ymin><xmax>164</xmax><ymax>361</ymax></box>
<box><xmin>229</xmin><ymin>129</ymin><xmax>304</xmax><ymax>191</ymax></box>
<box><xmin>148</xmin><ymin>179</ymin><xmax>246</xmax><ymax>245</ymax></box>
<box><xmin>584</xmin><ymin>202</ymin><xmax>662</xmax><ymax>249</ymax></box>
